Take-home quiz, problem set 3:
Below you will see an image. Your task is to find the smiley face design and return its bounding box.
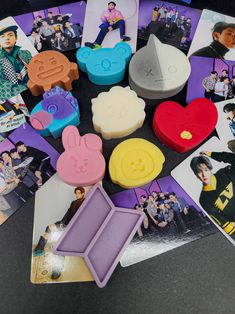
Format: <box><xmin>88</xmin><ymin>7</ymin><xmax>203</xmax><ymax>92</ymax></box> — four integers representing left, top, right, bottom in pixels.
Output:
<box><xmin>109</xmin><ymin>138</ymin><xmax>165</xmax><ymax>188</ymax></box>
<box><xmin>92</xmin><ymin>86</ymin><xmax>146</xmax><ymax>140</ymax></box>
<box><xmin>27</xmin><ymin>51</ymin><xmax>79</xmax><ymax>96</ymax></box>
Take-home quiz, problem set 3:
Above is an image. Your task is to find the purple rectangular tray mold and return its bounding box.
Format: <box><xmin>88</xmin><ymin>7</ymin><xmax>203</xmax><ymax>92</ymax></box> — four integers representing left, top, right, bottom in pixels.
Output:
<box><xmin>53</xmin><ymin>184</ymin><xmax>144</xmax><ymax>288</ymax></box>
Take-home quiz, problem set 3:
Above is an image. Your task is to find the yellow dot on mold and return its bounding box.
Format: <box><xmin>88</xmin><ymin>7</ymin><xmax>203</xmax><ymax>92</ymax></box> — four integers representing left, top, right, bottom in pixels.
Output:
<box><xmin>180</xmin><ymin>131</ymin><xmax>192</xmax><ymax>140</ymax></box>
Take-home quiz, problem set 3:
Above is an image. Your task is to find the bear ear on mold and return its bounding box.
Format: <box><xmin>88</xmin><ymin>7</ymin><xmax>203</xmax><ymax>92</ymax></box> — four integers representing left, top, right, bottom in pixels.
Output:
<box><xmin>113</xmin><ymin>42</ymin><xmax>132</xmax><ymax>62</ymax></box>
<box><xmin>76</xmin><ymin>47</ymin><xmax>93</xmax><ymax>72</ymax></box>
<box><xmin>62</xmin><ymin>125</ymin><xmax>81</xmax><ymax>151</ymax></box>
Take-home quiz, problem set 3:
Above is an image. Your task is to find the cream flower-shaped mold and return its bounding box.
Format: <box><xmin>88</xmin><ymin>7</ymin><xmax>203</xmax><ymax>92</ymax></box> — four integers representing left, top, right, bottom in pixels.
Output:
<box><xmin>91</xmin><ymin>86</ymin><xmax>146</xmax><ymax>140</ymax></box>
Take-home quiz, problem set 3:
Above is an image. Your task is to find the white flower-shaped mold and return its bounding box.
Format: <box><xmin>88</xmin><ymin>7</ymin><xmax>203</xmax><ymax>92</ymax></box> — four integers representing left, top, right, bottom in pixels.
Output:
<box><xmin>91</xmin><ymin>86</ymin><xmax>146</xmax><ymax>140</ymax></box>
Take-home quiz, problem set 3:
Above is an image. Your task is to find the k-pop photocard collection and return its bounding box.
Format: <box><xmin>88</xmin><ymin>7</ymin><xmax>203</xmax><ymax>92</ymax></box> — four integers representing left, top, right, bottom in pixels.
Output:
<box><xmin>138</xmin><ymin>0</ymin><xmax>201</xmax><ymax>51</ymax></box>
<box><xmin>31</xmin><ymin>174</ymin><xmax>96</xmax><ymax>284</ymax></box>
<box><xmin>0</xmin><ymin>123</ymin><xmax>59</xmax><ymax>226</ymax></box>
<box><xmin>0</xmin><ymin>17</ymin><xmax>38</xmax><ymax>102</ymax></box>
<box><xmin>111</xmin><ymin>176</ymin><xmax>216</xmax><ymax>267</ymax></box>
<box><xmin>82</xmin><ymin>0</ymin><xmax>139</xmax><ymax>52</ymax></box>
<box><xmin>188</xmin><ymin>9</ymin><xmax>235</xmax><ymax>60</ymax></box>
<box><xmin>187</xmin><ymin>56</ymin><xmax>235</xmax><ymax>103</ymax></box>
<box><xmin>172</xmin><ymin>137</ymin><xmax>235</xmax><ymax>245</ymax></box>
<box><xmin>0</xmin><ymin>94</ymin><xmax>29</xmax><ymax>133</ymax></box>
<box><xmin>14</xmin><ymin>1</ymin><xmax>86</xmax><ymax>53</ymax></box>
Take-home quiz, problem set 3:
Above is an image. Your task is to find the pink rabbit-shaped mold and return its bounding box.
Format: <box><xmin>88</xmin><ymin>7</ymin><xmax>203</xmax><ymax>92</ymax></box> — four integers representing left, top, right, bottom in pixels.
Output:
<box><xmin>56</xmin><ymin>125</ymin><xmax>106</xmax><ymax>186</ymax></box>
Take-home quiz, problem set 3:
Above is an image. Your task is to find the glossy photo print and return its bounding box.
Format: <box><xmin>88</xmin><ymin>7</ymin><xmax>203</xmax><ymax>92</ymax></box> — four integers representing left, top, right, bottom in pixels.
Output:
<box><xmin>14</xmin><ymin>1</ymin><xmax>86</xmax><ymax>52</ymax></box>
<box><xmin>172</xmin><ymin>137</ymin><xmax>235</xmax><ymax>246</ymax></box>
<box><xmin>187</xmin><ymin>56</ymin><xmax>235</xmax><ymax>103</ymax></box>
<box><xmin>215</xmin><ymin>98</ymin><xmax>235</xmax><ymax>154</ymax></box>
<box><xmin>188</xmin><ymin>9</ymin><xmax>235</xmax><ymax>60</ymax></box>
<box><xmin>0</xmin><ymin>94</ymin><xmax>29</xmax><ymax>133</ymax></box>
<box><xmin>82</xmin><ymin>0</ymin><xmax>139</xmax><ymax>52</ymax></box>
<box><xmin>0</xmin><ymin>17</ymin><xmax>38</xmax><ymax>102</ymax></box>
<box><xmin>111</xmin><ymin>176</ymin><xmax>215</xmax><ymax>267</ymax></box>
<box><xmin>138</xmin><ymin>0</ymin><xmax>201</xmax><ymax>51</ymax></box>
<box><xmin>0</xmin><ymin>123</ymin><xmax>59</xmax><ymax>226</ymax></box>
<box><xmin>31</xmin><ymin>174</ymin><xmax>94</xmax><ymax>284</ymax></box>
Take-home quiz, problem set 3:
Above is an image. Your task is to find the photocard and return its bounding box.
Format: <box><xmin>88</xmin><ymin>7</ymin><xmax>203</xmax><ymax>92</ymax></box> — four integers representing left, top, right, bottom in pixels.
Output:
<box><xmin>188</xmin><ymin>9</ymin><xmax>235</xmax><ymax>60</ymax></box>
<box><xmin>172</xmin><ymin>136</ymin><xmax>235</xmax><ymax>246</ymax></box>
<box><xmin>0</xmin><ymin>123</ymin><xmax>59</xmax><ymax>226</ymax></box>
<box><xmin>138</xmin><ymin>0</ymin><xmax>201</xmax><ymax>51</ymax></box>
<box><xmin>215</xmin><ymin>98</ymin><xmax>235</xmax><ymax>154</ymax></box>
<box><xmin>111</xmin><ymin>175</ymin><xmax>215</xmax><ymax>267</ymax></box>
<box><xmin>0</xmin><ymin>17</ymin><xmax>38</xmax><ymax>102</ymax></box>
<box><xmin>31</xmin><ymin>174</ymin><xmax>95</xmax><ymax>284</ymax></box>
<box><xmin>187</xmin><ymin>56</ymin><xmax>235</xmax><ymax>103</ymax></box>
<box><xmin>0</xmin><ymin>94</ymin><xmax>29</xmax><ymax>133</ymax></box>
<box><xmin>82</xmin><ymin>0</ymin><xmax>139</xmax><ymax>52</ymax></box>
<box><xmin>14</xmin><ymin>1</ymin><xmax>86</xmax><ymax>53</ymax></box>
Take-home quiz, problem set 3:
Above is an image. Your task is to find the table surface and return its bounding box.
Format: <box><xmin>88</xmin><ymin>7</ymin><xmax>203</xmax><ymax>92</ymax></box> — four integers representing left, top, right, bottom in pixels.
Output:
<box><xmin>1</xmin><ymin>1</ymin><xmax>235</xmax><ymax>313</ymax></box>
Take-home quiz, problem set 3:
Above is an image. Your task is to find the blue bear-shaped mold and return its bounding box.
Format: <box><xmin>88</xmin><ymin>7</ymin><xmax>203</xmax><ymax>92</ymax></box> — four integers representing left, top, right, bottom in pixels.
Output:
<box><xmin>30</xmin><ymin>86</ymin><xmax>80</xmax><ymax>139</ymax></box>
<box><xmin>76</xmin><ymin>42</ymin><xmax>132</xmax><ymax>85</ymax></box>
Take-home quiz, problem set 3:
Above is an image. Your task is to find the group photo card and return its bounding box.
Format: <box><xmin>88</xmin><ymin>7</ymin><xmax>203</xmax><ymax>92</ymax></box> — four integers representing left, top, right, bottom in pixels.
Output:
<box><xmin>215</xmin><ymin>98</ymin><xmax>235</xmax><ymax>154</ymax></box>
<box><xmin>0</xmin><ymin>94</ymin><xmax>29</xmax><ymax>133</ymax></box>
<box><xmin>82</xmin><ymin>0</ymin><xmax>139</xmax><ymax>52</ymax></box>
<box><xmin>188</xmin><ymin>9</ymin><xmax>235</xmax><ymax>60</ymax></box>
<box><xmin>0</xmin><ymin>17</ymin><xmax>38</xmax><ymax>102</ymax></box>
<box><xmin>0</xmin><ymin>123</ymin><xmax>59</xmax><ymax>226</ymax></box>
<box><xmin>138</xmin><ymin>0</ymin><xmax>201</xmax><ymax>51</ymax></box>
<box><xmin>187</xmin><ymin>56</ymin><xmax>235</xmax><ymax>103</ymax></box>
<box><xmin>31</xmin><ymin>174</ymin><xmax>94</xmax><ymax>284</ymax></box>
<box><xmin>111</xmin><ymin>176</ymin><xmax>215</xmax><ymax>267</ymax></box>
<box><xmin>14</xmin><ymin>1</ymin><xmax>86</xmax><ymax>52</ymax></box>
<box><xmin>171</xmin><ymin>136</ymin><xmax>235</xmax><ymax>246</ymax></box>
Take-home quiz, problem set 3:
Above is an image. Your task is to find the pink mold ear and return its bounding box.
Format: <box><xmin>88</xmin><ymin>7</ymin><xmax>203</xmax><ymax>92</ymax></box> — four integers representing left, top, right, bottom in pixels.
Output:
<box><xmin>62</xmin><ymin>125</ymin><xmax>81</xmax><ymax>151</ymax></box>
<box><xmin>83</xmin><ymin>134</ymin><xmax>103</xmax><ymax>152</ymax></box>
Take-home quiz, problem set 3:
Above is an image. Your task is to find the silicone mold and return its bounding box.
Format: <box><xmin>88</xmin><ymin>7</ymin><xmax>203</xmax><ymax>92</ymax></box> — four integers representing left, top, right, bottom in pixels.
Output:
<box><xmin>76</xmin><ymin>42</ymin><xmax>132</xmax><ymax>85</ymax></box>
<box><xmin>30</xmin><ymin>86</ymin><xmax>80</xmax><ymax>138</ymax></box>
<box><xmin>109</xmin><ymin>138</ymin><xmax>165</xmax><ymax>188</ymax></box>
<box><xmin>53</xmin><ymin>184</ymin><xmax>144</xmax><ymax>287</ymax></box>
<box><xmin>27</xmin><ymin>50</ymin><xmax>79</xmax><ymax>96</ymax></box>
<box><xmin>56</xmin><ymin>125</ymin><xmax>106</xmax><ymax>186</ymax></box>
<box><xmin>129</xmin><ymin>34</ymin><xmax>191</xmax><ymax>99</ymax></box>
<box><xmin>152</xmin><ymin>98</ymin><xmax>218</xmax><ymax>153</ymax></box>
<box><xmin>91</xmin><ymin>86</ymin><xmax>146</xmax><ymax>139</ymax></box>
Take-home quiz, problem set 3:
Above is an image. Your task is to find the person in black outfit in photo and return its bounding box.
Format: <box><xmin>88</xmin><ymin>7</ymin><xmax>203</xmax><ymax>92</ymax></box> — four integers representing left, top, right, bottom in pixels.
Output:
<box><xmin>33</xmin><ymin>187</ymin><xmax>85</xmax><ymax>280</ymax></box>
<box><xmin>15</xmin><ymin>141</ymin><xmax>55</xmax><ymax>186</ymax></box>
<box><xmin>192</xmin><ymin>22</ymin><xmax>235</xmax><ymax>59</ymax></box>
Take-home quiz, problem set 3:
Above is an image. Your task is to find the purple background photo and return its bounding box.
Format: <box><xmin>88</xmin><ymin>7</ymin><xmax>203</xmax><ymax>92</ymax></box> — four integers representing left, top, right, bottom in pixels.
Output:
<box><xmin>111</xmin><ymin>175</ymin><xmax>204</xmax><ymax>215</ymax></box>
<box><xmin>14</xmin><ymin>1</ymin><xmax>86</xmax><ymax>36</ymax></box>
<box><xmin>7</xmin><ymin>123</ymin><xmax>60</xmax><ymax>169</ymax></box>
<box><xmin>138</xmin><ymin>0</ymin><xmax>201</xmax><ymax>42</ymax></box>
<box><xmin>186</xmin><ymin>56</ymin><xmax>235</xmax><ymax>103</ymax></box>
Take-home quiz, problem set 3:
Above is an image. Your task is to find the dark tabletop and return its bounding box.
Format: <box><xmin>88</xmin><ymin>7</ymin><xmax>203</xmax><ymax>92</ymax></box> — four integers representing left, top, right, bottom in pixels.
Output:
<box><xmin>0</xmin><ymin>1</ymin><xmax>235</xmax><ymax>313</ymax></box>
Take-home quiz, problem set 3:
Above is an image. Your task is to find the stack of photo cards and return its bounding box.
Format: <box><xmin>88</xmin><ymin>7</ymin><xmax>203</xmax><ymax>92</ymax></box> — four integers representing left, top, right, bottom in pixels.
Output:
<box><xmin>111</xmin><ymin>176</ymin><xmax>216</xmax><ymax>267</ymax></box>
<box><xmin>138</xmin><ymin>0</ymin><xmax>201</xmax><ymax>51</ymax></box>
<box><xmin>188</xmin><ymin>9</ymin><xmax>235</xmax><ymax>60</ymax></box>
<box><xmin>14</xmin><ymin>1</ymin><xmax>87</xmax><ymax>53</ymax></box>
<box><xmin>31</xmin><ymin>174</ymin><xmax>95</xmax><ymax>284</ymax></box>
<box><xmin>82</xmin><ymin>0</ymin><xmax>139</xmax><ymax>52</ymax></box>
<box><xmin>0</xmin><ymin>123</ymin><xmax>59</xmax><ymax>226</ymax></box>
<box><xmin>0</xmin><ymin>17</ymin><xmax>38</xmax><ymax>102</ymax></box>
